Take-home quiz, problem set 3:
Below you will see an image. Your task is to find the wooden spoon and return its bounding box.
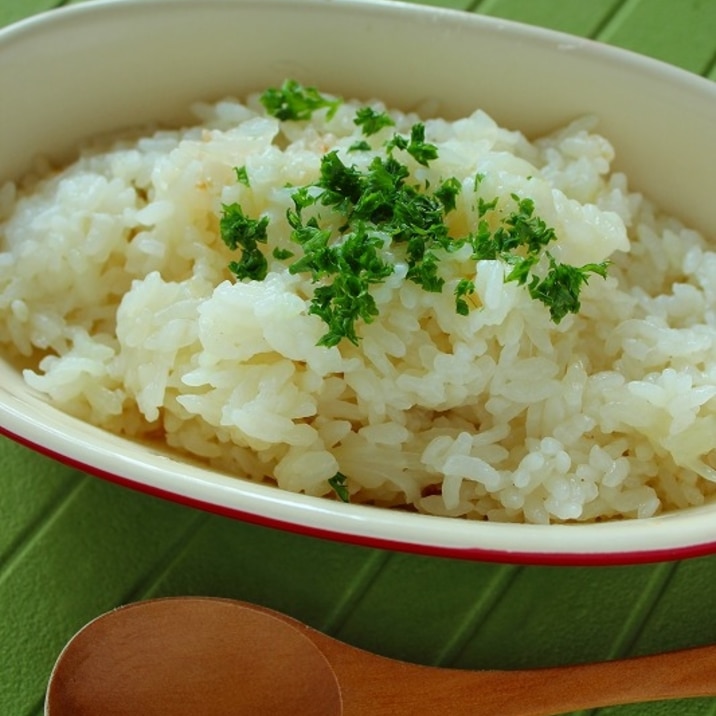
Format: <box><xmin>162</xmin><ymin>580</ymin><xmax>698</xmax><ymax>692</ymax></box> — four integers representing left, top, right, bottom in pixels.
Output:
<box><xmin>45</xmin><ymin>596</ymin><xmax>715</xmax><ymax>715</ymax></box>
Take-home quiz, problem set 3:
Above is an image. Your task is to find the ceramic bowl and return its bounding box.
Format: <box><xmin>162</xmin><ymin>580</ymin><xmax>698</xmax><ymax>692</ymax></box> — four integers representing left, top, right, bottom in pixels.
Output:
<box><xmin>1</xmin><ymin>0</ymin><xmax>716</xmax><ymax>564</ymax></box>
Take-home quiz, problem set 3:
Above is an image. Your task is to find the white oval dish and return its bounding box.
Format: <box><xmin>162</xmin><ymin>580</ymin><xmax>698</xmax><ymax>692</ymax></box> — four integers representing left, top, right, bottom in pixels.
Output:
<box><xmin>1</xmin><ymin>0</ymin><xmax>716</xmax><ymax>565</ymax></box>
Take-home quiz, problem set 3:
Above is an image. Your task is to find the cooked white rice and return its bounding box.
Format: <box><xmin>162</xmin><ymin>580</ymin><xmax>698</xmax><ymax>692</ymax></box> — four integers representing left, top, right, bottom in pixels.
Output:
<box><xmin>2</xmin><ymin>89</ymin><xmax>715</xmax><ymax>524</ymax></box>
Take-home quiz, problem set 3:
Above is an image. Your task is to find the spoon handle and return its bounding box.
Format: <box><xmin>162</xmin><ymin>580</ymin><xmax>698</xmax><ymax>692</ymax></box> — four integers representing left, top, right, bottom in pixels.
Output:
<box><xmin>303</xmin><ymin>623</ymin><xmax>716</xmax><ymax>715</ymax></box>
<box><xmin>464</xmin><ymin>644</ymin><xmax>716</xmax><ymax>716</ymax></box>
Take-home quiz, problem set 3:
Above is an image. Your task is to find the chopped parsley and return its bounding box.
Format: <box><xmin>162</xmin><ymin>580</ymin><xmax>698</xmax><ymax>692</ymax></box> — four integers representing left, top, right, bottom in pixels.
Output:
<box><xmin>348</xmin><ymin>140</ymin><xmax>372</xmax><ymax>153</ymax></box>
<box><xmin>523</xmin><ymin>255</ymin><xmax>609</xmax><ymax>323</ymax></box>
<box><xmin>260</xmin><ymin>79</ymin><xmax>342</xmax><ymax>121</ymax></box>
<box><xmin>434</xmin><ymin>176</ymin><xmax>462</xmax><ymax>213</ymax></box>
<box><xmin>219</xmin><ymin>81</ymin><xmax>610</xmax><ymax>345</ymax></box>
<box><xmin>472</xmin><ymin>195</ymin><xmax>609</xmax><ymax>323</ymax></box>
<box><xmin>386</xmin><ymin>122</ymin><xmax>439</xmax><ymax>166</ymax></box>
<box><xmin>354</xmin><ymin>106</ymin><xmax>396</xmax><ymax>136</ymax></box>
<box><xmin>454</xmin><ymin>278</ymin><xmax>476</xmax><ymax>316</ymax></box>
<box><xmin>328</xmin><ymin>472</ymin><xmax>350</xmax><ymax>502</ymax></box>
<box><xmin>234</xmin><ymin>165</ymin><xmax>250</xmax><ymax>187</ymax></box>
<box><xmin>220</xmin><ymin>203</ymin><xmax>269</xmax><ymax>281</ymax></box>
<box><xmin>272</xmin><ymin>247</ymin><xmax>294</xmax><ymax>261</ymax></box>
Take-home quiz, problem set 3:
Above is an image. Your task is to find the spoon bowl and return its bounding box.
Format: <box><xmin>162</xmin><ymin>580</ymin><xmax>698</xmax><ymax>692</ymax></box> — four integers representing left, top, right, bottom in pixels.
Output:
<box><xmin>46</xmin><ymin>597</ymin><xmax>716</xmax><ymax>716</ymax></box>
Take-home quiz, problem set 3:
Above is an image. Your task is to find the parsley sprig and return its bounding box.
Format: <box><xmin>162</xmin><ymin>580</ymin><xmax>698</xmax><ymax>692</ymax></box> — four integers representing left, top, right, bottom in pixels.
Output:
<box><xmin>286</xmin><ymin>199</ymin><xmax>394</xmax><ymax>347</ymax></box>
<box><xmin>260</xmin><ymin>79</ymin><xmax>342</xmax><ymax>121</ymax></box>
<box><xmin>328</xmin><ymin>472</ymin><xmax>350</xmax><ymax>502</ymax></box>
<box><xmin>386</xmin><ymin>122</ymin><xmax>439</xmax><ymax>166</ymax></box>
<box><xmin>219</xmin><ymin>203</ymin><xmax>270</xmax><ymax>281</ymax></box>
<box><xmin>282</xmin><ymin>148</ymin><xmax>466</xmax><ymax>346</ymax></box>
<box><xmin>220</xmin><ymin>81</ymin><xmax>609</xmax><ymax>345</ymax></box>
<box><xmin>523</xmin><ymin>255</ymin><xmax>609</xmax><ymax>323</ymax></box>
<box><xmin>354</xmin><ymin>106</ymin><xmax>395</xmax><ymax>136</ymax></box>
<box><xmin>468</xmin><ymin>194</ymin><xmax>608</xmax><ymax>323</ymax></box>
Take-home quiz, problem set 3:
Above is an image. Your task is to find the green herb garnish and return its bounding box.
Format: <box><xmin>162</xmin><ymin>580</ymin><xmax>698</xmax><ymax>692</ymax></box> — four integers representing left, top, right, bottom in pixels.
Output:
<box><xmin>272</xmin><ymin>247</ymin><xmax>295</xmax><ymax>261</ymax></box>
<box><xmin>471</xmin><ymin>195</ymin><xmax>609</xmax><ymax>323</ymax></box>
<box><xmin>220</xmin><ymin>203</ymin><xmax>270</xmax><ymax>281</ymax></box>
<box><xmin>454</xmin><ymin>278</ymin><xmax>476</xmax><ymax>316</ymax></box>
<box><xmin>523</xmin><ymin>255</ymin><xmax>609</xmax><ymax>323</ymax></box>
<box><xmin>260</xmin><ymin>79</ymin><xmax>342</xmax><ymax>121</ymax></box>
<box><xmin>354</xmin><ymin>107</ymin><xmax>396</xmax><ymax>136</ymax></box>
<box><xmin>328</xmin><ymin>472</ymin><xmax>350</xmax><ymax>502</ymax></box>
<box><xmin>434</xmin><ymin>176</ymin><xmax>462</xmax><ymax>213</ymax></box>
<box><xmin>386</xmin><ymin>122</ymin><xmax>439</xmax><ymax>166</ymax></box>
<box><xmin>287</xmin><ymin>212</ymin><xmax>394</xmax><ymax>347</ymax></box>
<box><xmin>348</xmin><ymin>140</ymin><xmax>372</xmax><ymax>152</ymax></box>
<box><xmin>234</xmin><ymin>165</ymin><xmax>250</xmax><ymax>187</ymax></box>
<box><xmin>219</xmin><ymin>83</ymin><xmax>610</xmax><ymax>344</ymax></box>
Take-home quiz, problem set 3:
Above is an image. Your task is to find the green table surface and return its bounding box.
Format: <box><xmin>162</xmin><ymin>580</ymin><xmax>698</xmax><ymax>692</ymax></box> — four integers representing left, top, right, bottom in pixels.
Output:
<box><xmin>2</xmin><ymin>0</ymin><xmax>716</xmax><ymax>714</ymax></box>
